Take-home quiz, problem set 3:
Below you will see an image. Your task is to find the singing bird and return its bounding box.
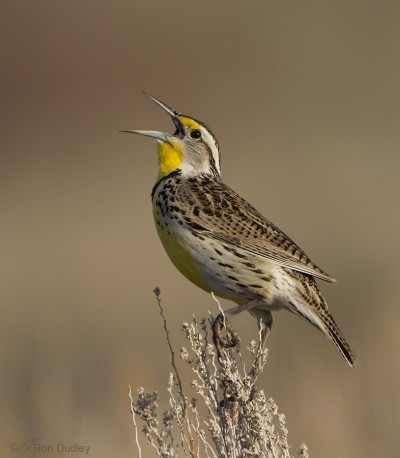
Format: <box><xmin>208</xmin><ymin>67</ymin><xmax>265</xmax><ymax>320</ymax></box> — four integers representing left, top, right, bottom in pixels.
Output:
<box><xmin>122</xmin><ymin>93</ymin><xmax>356</xmax><ymax>366</ymax></box>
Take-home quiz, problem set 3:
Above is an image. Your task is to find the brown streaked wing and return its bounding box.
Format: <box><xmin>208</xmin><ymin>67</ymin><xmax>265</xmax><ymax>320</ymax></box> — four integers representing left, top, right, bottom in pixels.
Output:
<box><xmin>177</xmin><ymin>179</ymin><xmax>336</xmax><ymax>283</ymax></box>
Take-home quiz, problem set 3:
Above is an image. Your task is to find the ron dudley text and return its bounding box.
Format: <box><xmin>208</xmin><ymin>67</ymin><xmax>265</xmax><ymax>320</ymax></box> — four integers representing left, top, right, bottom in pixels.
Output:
<box><xmin>34</xmin><ymin>443</ymin><xmax>90</xmax><ymax>454</ymax></box>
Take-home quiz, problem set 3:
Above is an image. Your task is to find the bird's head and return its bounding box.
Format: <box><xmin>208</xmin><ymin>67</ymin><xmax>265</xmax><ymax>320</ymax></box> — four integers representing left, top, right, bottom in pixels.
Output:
<box><xmin>121</xmin><ymin>93</ymin><xmax>221</xmax><ymax>180</ymax></box>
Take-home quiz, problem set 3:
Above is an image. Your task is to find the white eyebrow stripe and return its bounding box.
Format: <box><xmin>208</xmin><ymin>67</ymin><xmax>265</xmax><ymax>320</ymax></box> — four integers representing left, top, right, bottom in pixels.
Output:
<box><xmin>201</xmin><ymin>128</ymin><xmax>221</xmax><ymax>175</ymax></box>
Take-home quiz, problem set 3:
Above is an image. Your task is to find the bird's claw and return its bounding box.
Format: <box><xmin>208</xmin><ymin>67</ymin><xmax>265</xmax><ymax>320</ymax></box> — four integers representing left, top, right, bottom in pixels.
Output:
<box><xmin>212</xmin><ymin>313</ymin><xmax>240</xmax><ymax>358</ymax></box>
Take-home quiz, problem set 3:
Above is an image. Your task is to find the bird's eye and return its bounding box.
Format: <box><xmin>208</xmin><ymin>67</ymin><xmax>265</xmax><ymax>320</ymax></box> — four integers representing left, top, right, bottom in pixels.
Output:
<box><xmin>190</xmin><ymin>129</ymin><xmax>202</xmax><ymax>139</ymax></box>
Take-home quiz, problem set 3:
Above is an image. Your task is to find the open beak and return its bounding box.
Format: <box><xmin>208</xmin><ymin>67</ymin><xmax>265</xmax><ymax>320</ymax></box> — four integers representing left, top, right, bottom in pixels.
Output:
<box><xmin>119</xmin><ymin>129</ymin><xmax>170</xmax><ymax>142</ymax></box>
<box><xmin>120</xmin><ymin>92</ymin><xmax>183</xmax><ymax>141</ymax></box>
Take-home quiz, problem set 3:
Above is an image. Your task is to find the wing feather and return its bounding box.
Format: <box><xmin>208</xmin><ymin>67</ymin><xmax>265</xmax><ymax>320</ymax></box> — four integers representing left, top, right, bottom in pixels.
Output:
<box><xmin>177</xmin><ymin>179</ymin><xmax>336</xmax><ymax>283</ymax></box>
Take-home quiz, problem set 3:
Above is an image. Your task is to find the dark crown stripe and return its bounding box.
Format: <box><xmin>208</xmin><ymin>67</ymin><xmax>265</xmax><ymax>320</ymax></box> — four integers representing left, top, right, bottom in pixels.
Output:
<box><xmin>181</xmin><ymin>114</ymin><xmax>220</xmax><ymax>150</ymax></box>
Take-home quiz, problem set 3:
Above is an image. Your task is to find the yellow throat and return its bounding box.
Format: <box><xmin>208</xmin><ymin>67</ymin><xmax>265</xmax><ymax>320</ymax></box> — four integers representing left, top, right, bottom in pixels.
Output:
<box><xmin>157</xmin><ymin>140</ymin><xmax>183</xmax><ymax>179</ymax></box>
<box><xmin>156</xmin><ymin>117</ymin><xmax>202</xmax><ymax>179</ymax></box>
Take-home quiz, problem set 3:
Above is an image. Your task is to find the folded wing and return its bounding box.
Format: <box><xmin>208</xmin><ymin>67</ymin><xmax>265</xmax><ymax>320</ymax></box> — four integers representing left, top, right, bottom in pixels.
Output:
<box><xmin>177</xmin><ymin>179</ymin><xmax>335</xmax><ymax>283</ymax></box>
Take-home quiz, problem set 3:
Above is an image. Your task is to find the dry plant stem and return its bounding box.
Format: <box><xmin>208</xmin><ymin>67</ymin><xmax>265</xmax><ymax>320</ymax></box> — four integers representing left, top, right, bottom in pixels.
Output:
<box><xmin>211</xmin><ymin>296</ymin><xmax>268</xmax><ymax>384</ymax></box>
<box><xmin>131</xmin><ymin>290</ymin><xmax>309</xmax><ymax>457</ymax></box>
<box><xmin>129</xmin><ymin>385</ymin><xmax>142</xmax><ymax>458</ymax></box>
<box><xmin>212</xmin><ymin>314</ymin><xmax>240</xmax><ymax>358</ymax></box>
<box><xmin>247</xmin><ymin>322</ymin><xmax>271</xmax><ymax>383</ymax></box>
<box><xmin>153</xmin><ymin>287</ymin><xmax>197</xmax><ymax>458</ymax></box>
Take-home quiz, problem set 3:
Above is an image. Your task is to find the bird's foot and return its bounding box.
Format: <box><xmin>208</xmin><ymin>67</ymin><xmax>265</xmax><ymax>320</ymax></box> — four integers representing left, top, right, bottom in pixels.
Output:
<box><xmin>212</xmin><ymin>313</ymin><xmax>240</xmax><ymax>358</ymax></box>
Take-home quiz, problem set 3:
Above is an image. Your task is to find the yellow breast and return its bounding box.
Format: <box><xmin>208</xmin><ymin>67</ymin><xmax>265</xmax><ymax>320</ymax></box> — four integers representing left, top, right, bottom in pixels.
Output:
<box><xmin>155</xmin><ymin>222</ymin><xmax>212</xmax><ymax>292</ymax></box>
<box><xmin>152</xmin><ymin>185</ymin><xmax>246</xmax><ymax>303</ymax></box>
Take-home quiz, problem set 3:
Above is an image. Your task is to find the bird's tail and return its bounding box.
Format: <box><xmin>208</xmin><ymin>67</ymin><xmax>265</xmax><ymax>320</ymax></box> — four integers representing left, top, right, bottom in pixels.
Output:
<box><xmin>319</xmin><ymin>310</ymin><xmax>357</xmax><ymax>366</ymax></box>
<box><xmin>289</xmin><ymin>296</ymin><xmax>357</xmax><ymax>366</ymax></box>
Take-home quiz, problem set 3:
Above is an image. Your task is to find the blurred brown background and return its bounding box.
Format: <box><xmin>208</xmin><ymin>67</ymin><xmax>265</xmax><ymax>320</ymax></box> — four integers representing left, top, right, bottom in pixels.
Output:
<box><xmin>1</xmin><ymin>1</ymin><xmax>400</xmax><ymax>456</ymax></box>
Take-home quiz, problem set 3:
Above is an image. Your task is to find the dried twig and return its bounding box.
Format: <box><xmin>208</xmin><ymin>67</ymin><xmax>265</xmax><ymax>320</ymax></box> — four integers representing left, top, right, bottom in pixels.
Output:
<box><xmin>153</xmin><ymin>287</ymin><xmax>197</xmax><ymax>458</ymax></box>
<box><xmin>128</xmin><ymin>385</ymin><xmax>142</xmax><ymax>458</ymax></box>
<box><xmin>130</xmin><ymin>289</ymin><xmax>309</xmax><ymax>457</ymax></box>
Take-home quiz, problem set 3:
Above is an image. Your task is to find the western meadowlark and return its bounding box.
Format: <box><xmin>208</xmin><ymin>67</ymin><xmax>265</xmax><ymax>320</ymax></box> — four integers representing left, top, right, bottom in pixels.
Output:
<box><xmin>122</xmin><ymin>93</ymin><xmax>357</xmax><ymax>366</ymax></box>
